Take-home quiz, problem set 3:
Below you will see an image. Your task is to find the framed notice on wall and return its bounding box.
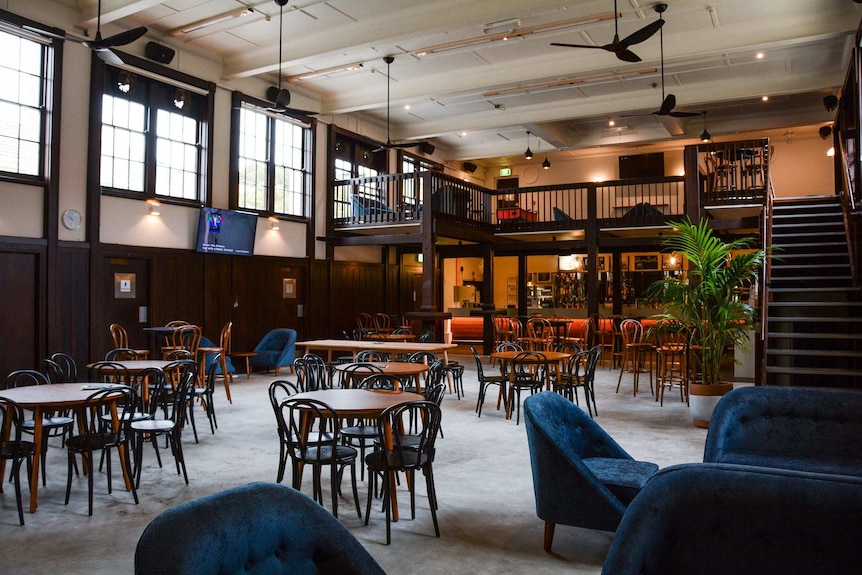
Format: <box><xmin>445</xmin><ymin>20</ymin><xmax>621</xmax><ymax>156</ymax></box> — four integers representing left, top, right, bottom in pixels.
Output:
<box><xmin>282</xmin><ymin>278</ymin><xmax>296</xmax><ymax>299</ymax></box>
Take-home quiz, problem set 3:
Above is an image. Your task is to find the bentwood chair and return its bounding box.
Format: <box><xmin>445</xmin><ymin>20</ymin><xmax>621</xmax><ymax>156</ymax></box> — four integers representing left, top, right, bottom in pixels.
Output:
<box><xmin>472</xmin><ymin>347</ymin><xmax>508</xmax><ymax>418</ymax></box>
<box><xmin>616</xmin><ymin>319</ymin><xmax>654</xmax><ymax>397</ymax></box>
<box><xmin>277</xmin><ymin>398</ymin><xmax>361</xmax><ymax>519</ymax></box>
<box><xmin>0</xmin><ymin>397</ymin><xmax>35</xmax><ymax>525</ymax></box>
<box><xmin>364</xmin><ymin>400</ymin><xmax>442</xmax><ymax>545</ymax></box>
<box><xmin>110</xmin><ymin>323</ymin><xmax>150</xmax><ymax>359</ymax></box>
<box><xmin>5</xmin><ymin>370</ymin><xmax>74</xmax><ymax>487</ymax></box>
<box><xmin>507</xmin><ymin>352</ymin><xmax>548</xmax><ymax>425</ymax></box>
<box><xmin>199</xmin><ymin>321</ymin><xmax>233</xmax><ymax>403</ymax></box>
<box><xmin>295</xmin><ymin>354</ymin><xmax>331</xmax><ymax>391</ymax></box>
<box><xmin>64</xmin><ymin>386</ymin><xmax>139</xmax><ymax>516</ymax></box>
<box><xmin>188</xmin><ymin>356</ymin><xmax>220</xmax><ymax>437</ymax></box>
<box><xmin>50</xmin><ymin>353</ymin><xmax>78</xmax><ymax>383</ymax></box>
<box><xmin>268</xmin><ymin>379</ymin><xmax>300</xmax><ymax>484</ymax></box>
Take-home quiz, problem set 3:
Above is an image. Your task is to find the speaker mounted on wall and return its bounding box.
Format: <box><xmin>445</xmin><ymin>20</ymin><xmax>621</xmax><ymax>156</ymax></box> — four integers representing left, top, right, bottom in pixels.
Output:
<box><xmin>463</xmin><ymin>161</ymin><xmax>478</xmax><ymax>173</ymax></box>
<box><xmin>419</xmin><ymin>142</ymin><xmax>436</xmax><ymax>155</ymax></box>
<box><xmin>145</xmin><ymin>42</ymin><xmax>175</xmax><ymax>64</ymax></box>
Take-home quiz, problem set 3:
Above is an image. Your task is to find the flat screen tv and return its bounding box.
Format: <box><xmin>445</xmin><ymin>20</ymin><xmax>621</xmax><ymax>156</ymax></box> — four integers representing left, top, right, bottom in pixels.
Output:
<box><xmin>195</xmin><ymin>208</ymin><xmax>257</xmax><ymax>256</ymax></box>
<box><xmin>619</xmin><ymin>152</ymin><xmax>665</xmax><ymax>179</ymax></box>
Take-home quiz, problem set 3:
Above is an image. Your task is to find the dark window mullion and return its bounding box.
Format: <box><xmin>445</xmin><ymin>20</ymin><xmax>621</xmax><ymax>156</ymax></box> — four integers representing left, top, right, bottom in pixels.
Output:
<box><xmin>267</xmin><ymin>116</ymin><xmax>277</xmax><ymax>214</ymax></box>
<box><xmin>144</xmin><ymin>94</ymin><xmax>158</xmax><ymax>198</ymax></box>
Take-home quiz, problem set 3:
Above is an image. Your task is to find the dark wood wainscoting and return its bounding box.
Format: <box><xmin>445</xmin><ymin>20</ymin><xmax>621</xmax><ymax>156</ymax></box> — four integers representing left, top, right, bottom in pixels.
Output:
<box><xmin>0</xmin><ymin>246</ymin><xmax>42</xmax><ymax>378</ymax></box>
<box><xmin>55</xmin><ymin>244</ymin><xmax>90</xmax><ymax>371</ymax></box>
<box><xmin>330</xmin><ymin>261</ymin><xmax>387</xmax><ymax>336</ymax></box>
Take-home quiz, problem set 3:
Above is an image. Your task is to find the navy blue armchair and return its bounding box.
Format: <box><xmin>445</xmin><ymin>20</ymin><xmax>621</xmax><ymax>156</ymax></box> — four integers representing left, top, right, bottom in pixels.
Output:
<box><xmin>704</xmin><ymin>386</ymin><xmax>862</xmax><ymax>476</ymax></box>
<box><xmin>523</xmin><ymin>391</ymin><xmax>658</xmax><ymax>552</ymax></box>
<box><xmin>135</xmin><ymin>482</ymin><xmax>387</xmax><ymax>575</ymax></box>
<box><xmin>601</xmin><ymin>463</ymin><xmax>862</xmax><ymax>575</ymax></box>
<box><xmin>250</xmin><ymin>328</ymin><xmax>297</xmax><ymax>376</ymax></box>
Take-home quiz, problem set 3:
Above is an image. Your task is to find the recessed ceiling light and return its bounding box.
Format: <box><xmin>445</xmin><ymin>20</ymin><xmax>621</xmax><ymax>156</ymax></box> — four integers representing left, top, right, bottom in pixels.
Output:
<box><xmin>762</xmin><ymin>96</ymin><xmax>769</xmax><ymax>102</ymax></box>
<box><xmin>404</xmin><ymin>104</ymin><xmax>410</xmax><ymax>110</ymax></box>
<box><xmin>756</xmin><ymin>52</ymin><xmax>765</xmax><ymax>59</ymax></box>
<box><xmin>608</xmin><ymin>119</ymin><xmax>615</xmax><ymax>126</ymax></box>
<box><xmin>461</xmin><ymin>131</ymin><xmax>467</xmax><ymax>137</ymax></box>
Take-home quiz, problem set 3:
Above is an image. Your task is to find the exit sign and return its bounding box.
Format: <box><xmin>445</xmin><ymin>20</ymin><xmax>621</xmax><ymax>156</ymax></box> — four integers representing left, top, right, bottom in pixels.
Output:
<box><xmin>499</xmin><ymin>167</ymin><xmax>512</xmax><ymax>176</ymax></box>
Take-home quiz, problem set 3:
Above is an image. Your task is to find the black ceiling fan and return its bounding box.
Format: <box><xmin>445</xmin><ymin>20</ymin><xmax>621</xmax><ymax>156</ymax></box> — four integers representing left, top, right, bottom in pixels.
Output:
<box><xmin>550</xmin><ymin>0</ymin><xmax>663</xmax><ymax>63</ymax></box>
<box><xmin>26</xmin><ymin>0</ymin><xmax>147</xmax><ymax>65</ymax></box>
<box><xmin>264</xmin><ymin>0</ymin><xmax>317</xmax><ymax>116</ymax></box>
<box><xmin>373</xmin><ymin>56</ymin><xmax>427</xmax><ymax>152</ymax></box>
<box><xmin>623</xmin><ymin>4</ymin><xmax>700</xmax><ymax>119</ymax></box>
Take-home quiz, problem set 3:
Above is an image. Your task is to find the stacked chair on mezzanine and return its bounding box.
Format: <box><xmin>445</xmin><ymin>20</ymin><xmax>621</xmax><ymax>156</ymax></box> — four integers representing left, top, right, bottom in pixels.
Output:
<box><xmin>64</xmin><ymin>386</ymin><xmax>139</xmax><ymax>516</ymax></box>
<box><xmin>523</xmin><ymin>391</ymin><xmax>659</xmax><ymax>553</ymax></box>
<box><xmin>134</xmin><ymin>482</ymin><xmax>386</xmax><ymax>575</ymax></box>
<box><xmin>276</xmin><ymin>397</ymin><xmax>361</xmax><ymax>519</ymax></box>
<box><xmin>0</xmin><ymin>397</ymin><xmax>35</xmax><ymax>525</ymax></box>
<box><xmin>364</xmin><ymin>400</ymin><xmax>443</xmax><ymax>545</ymax></box>
<box><xmin>5</xmin><ymin>370</ymin><xmax>75</xmax><ymax>487</ymax></box>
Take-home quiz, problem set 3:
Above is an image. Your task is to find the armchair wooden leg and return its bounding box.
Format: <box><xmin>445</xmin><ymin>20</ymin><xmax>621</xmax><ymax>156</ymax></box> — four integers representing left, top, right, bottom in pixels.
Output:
<box><xmin>544</xmin><ymin>522</ymin><xmax>556</xmax><ymax>553</ymax></box>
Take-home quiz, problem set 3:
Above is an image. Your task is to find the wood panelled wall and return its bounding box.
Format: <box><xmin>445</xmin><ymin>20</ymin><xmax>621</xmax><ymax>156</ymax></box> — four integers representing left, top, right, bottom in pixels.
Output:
<box><xmin>0</xmin><ymin>241</ymin><xmax>398</xmax><ymax>379</ymax></box>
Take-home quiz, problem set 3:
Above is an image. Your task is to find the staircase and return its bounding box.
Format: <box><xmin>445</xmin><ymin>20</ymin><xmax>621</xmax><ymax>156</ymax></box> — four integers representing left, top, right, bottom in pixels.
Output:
<box><xmin>764</xmin><ymin>196</ymin><xmax>862</xmax><ymax>388</ymax></box>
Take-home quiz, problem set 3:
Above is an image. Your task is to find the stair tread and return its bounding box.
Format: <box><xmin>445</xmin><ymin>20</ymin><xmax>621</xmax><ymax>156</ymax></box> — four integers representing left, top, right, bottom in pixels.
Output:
<box><xmin>765</xmin><ymin>366</ymin><xmax>862</xmax><ymax>378</ymax></box>
<box><xmin>768</xmin><ymin>316</ymin><xmax>862</xmax><ymax>322</ymax></box>
<box><xmin>770</xmin><ymin>287</ymin><xmax>861</xmax><ymax>293</ymax></box>
<box><xmin>768</xmin><ymin>301</ymin><xmax>862</xmax><ymax>307</ymax></box>
<box><xmin>767</xmin><ymin>332</ymin><xmax>862</xmax><ymax>339</ymax></box>
<box><xmin>766</xmin><ymin>349</ymin><xmax>862</xmax><ymax>358</ymax></box>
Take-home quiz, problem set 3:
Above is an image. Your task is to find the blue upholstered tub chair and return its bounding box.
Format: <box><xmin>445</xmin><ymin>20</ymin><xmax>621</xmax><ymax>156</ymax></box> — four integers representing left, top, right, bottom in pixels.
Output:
<box><xmin>704</xmin><ymin>386</ymin><xmax>862</xmax><ymax>476</ymax></box>
<box><xmin>249</xmin><ymin>328</ymin><xmax>296</xmax><ymax>375</ymax></box>
<box><xmin>523</xmin><ymin>391</ymin><xmax>658</xmax><ymax>552</ymax></box>
<box><xmin>134</xmin><ymin>482</ymin><xmax>386</xmax><ymax>575</ymax></box>
<box><xmin>601</xmin><ymin>463</ymin><xmax>862</xmax><ymax>575</ymax></box>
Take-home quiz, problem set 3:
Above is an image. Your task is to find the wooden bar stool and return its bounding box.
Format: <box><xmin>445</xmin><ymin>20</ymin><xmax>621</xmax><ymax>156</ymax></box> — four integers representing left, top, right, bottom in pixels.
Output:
<box><xmin>615</xmin><ymin>319</ymin><xmax>653</xmax><ymax>397</ymax></box>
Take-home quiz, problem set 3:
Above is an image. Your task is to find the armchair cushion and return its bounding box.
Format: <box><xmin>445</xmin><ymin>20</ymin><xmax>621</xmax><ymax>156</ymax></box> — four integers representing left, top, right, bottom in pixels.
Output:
<box><xmin>523</xmin><ymin>391</ymin><xmax>658</xmax><ymax>533</ymax></box>
<box><xmin>135</xmin><ymin>482</ymin><xmax>386</xmax><ymax>575</ymax></box>
<box><xmin>250</xmin><ymin>328</ymin><xmax>297</xmax><ymax>372</ymax></box>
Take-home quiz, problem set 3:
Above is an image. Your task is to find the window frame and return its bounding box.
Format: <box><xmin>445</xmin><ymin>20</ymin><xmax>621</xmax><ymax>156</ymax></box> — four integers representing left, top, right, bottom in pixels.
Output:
<box><xmin>229</xmin><ymin>91</ymin><xmax>315</xmax><ymax>221</ymax></box>
<box><xmin>93</xmin><ymin>53</ymin><xmax>215</xmax><ymax>208</ymax></box>
<box><xmin>0</xmin><ymin>12</ymin><xmax>61</xmax><ymax>186</ymax></box>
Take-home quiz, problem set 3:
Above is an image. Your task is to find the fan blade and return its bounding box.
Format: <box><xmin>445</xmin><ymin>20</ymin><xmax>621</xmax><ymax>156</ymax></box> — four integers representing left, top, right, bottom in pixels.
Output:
<box><xmin>95</xmin><ymin>48</ymin><xmax>124</xmax><ymax>66</ymax></box>
<box><xmin>550</xmin><ymin>42</ymin><xmax>611</xmax><ymax>50</ymax></box>
<box><xmin>669</xmin><ymin>110</ymin><xmax>701</xmax><ymax>118</ymax></box>
<box><xmin>618</xmin><ymin>19</ymin><xmax>663</xmax><ymax>49</ymax></box>
<box><xmin>615</xmin><ymin>49</ymin><xmax>642</xmax><ymax>63</ymax></box>
<box><xmin>95</xmin><ymin>27</ymin><xmax>148</xmax><ymax>49</ymax></box>
<box><xmin>658</xmin><ymin>94</ymin><xmax>676</xmax><ymax>115</ymax></box>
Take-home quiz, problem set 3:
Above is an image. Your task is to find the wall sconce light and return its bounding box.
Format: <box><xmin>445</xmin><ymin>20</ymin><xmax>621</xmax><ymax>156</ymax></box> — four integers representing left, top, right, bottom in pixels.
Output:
<box><xmin>700</xmin><ymin>111</ymin><xmax>711</xmax><ymax>142</ymax></box>
<box><xmin>147</xmin><ymin>199</ymin><xmax>160</xmax><ymax>216</ymax></box>
<box><xmin>668</xmin><ymin>253</ymin><xmax>678</xmax><ymax>267</ymax></box>
<box><xmin>269</xmin><ymin>216</ymin><xmax>280</xmax><ymax>231</ymax></box>
<box><xmin>524</xmin><ymin>130</ymin><xmax>533</xmax><ymax>160</ymax></box>
<box><xmin>173</xmin><ymin>89</ymin><xmax>189</xmax><ymax>110</ymax></box>
<box><xmin>117</xmin><ymin>71</ymin><xmax>136</xmax><ymax>94</ymax></box>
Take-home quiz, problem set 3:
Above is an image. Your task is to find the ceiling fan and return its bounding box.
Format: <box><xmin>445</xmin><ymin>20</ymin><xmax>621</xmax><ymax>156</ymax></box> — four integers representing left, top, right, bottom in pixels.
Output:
<box><xmin>624</xmin><ymin>4</ymin><xmax>700</xmax><ymax>119</ymax></box>
<box><xmin>26</xmin><ymin>0</ymin><xmax>147</xmax><ymax>66</ymax></box>
<box><xmin>264</xmin><ymin>0</ymin><xmax>317</xmax><ymax>116</ymax></box>
<box><xmin>373</xmin><ymin>56</ymin><xmax>428</xmax><ymax>152</ymax></box>
<box><xmin>550</xmin><ymin>0</ymin><xmax>663</xmax><ymax>63</ymax></box>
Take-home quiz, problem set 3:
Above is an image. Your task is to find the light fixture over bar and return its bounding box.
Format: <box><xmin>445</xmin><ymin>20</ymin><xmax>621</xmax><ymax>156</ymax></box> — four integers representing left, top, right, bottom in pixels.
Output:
<box><xmin>483</xmin><ymin>67</ymin><xmax>656</xmax><ymax>98</ymax></box>
<box><xmin>287</xmin><ymin>62</ymin><xmax>365</xmax><ymax>82</ymax></box>
<box><xmin>413</xmin><ymin>12</ymin><xmax>616</xmax><ymax>57</ymax></box>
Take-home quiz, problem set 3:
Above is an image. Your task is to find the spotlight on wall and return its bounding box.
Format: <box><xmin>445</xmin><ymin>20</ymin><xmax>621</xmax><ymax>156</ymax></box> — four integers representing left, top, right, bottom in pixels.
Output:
<box><xmin>173</xmin><ymin>89</ymin><xmax>189</xmax><ymax>110</ymax></box>
<box><xmin>117</xmin><ymin>71</ymin><xmax>136</xmax><ymax>94</ymax></box>
<box><xmin>269</xmin><ymin>216</ymin><xmax>280</xmax><ymax>231</ymax></box>
<box><xmin>824</xmin><ymin>95</ymin><xmax>839</xmax><ymax>112</ymax></box>
<box><xmin>819</xmin><ymin>125</ymin><xmax>833</xmax><ymax>140</ymax></box>
<box><xmin>147</xmin><ymin>199</ymin><xmax>160</xmax><ymax>216</ymax></box>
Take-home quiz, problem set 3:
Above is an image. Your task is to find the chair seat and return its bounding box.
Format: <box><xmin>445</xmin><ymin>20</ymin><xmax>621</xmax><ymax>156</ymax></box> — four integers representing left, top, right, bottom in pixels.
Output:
<box><xmin>130</xmin><ymin>420</ymin><xmax>176</xmax><ymax>433</ymax></box>
<box><xmin>66</xmin><ymin>432</ymin><xmax>126</xmax><ymax>452</ymax></box>
<box><xmin>295</xmin><ymin>444</ymin><xmax>357</xmax><ymax>464</ymax></box>
<box><xmin>365</xmin><ymin>448</ymin><xmax>429</xmax><ymax>470</ymax></box>
<box><xmin>583</xmin><ymin>457</ymin><xmax>659</xmax><ymax>504</ymax></box>
<box><xmin>22</xmin><ymin>415</ymin><xmax>74</xmax><ymax>429</ymax></box>
<box><xmin>1</xmin><ymin>440</ymin><xmax>35</xmax><ymax>458</ymax></box>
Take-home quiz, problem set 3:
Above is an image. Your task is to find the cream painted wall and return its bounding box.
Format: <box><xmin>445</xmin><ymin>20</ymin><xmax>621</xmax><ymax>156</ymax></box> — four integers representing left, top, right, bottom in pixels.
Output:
<box><xmin>334</xmin><ymin>245</ymin><xmax>383</xmax><ymax>263</ymax></box>
<box><xmin>768</xmin><ymin>132</ymin><xmax>835</xmax><ymax>197</ymax></box>
<box><xmin>0</xmin><ymin>183</ymin><xmax>43</xmax><ymax>238</ymax></box>
<box><xmin>101</xmin><ymin>196</ymin><xmax>198</xmax><ymax>249</ymax></box>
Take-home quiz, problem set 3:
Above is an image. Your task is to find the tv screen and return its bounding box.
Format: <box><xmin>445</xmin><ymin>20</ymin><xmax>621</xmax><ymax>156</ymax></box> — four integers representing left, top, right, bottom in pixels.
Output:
<box><xmin>619</xmin><ymin>152</ymin><xmax>665</xmax><ymax>179</ymax></box>
<box><xmin>195</xmin><ymin>208</ymin><xmax>257</xmax><ymax>256</ymax></box>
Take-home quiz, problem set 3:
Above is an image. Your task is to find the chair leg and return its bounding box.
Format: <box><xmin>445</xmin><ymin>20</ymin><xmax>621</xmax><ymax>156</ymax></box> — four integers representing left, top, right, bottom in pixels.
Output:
<box><xmin>544</xmin><ymin>522</ymin><xmax>556</xmax><ymax>553</ymax></box>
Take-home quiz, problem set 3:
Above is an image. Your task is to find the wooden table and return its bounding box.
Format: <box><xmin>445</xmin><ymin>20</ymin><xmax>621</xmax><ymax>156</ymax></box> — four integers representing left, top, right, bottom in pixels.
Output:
<box><xmin>0</xmin><ymin>383</ymin><xmax>131</xmax><ymax>513</ymax></box>
<box><xmin>230</xmin><ymin>351</ymin><xmax>257</xmax><ymax>378</ymax></box>
<box><xmin>490</xmin><ymin>350</ymin><xmax>571</xmax><ymax>419</ymax></box>
<box><xmin>290</xmin><ymin>388</ymin><xmax>423</xmax><ymax>521</ymax></box>
<box><xmin>87</xmin><ymin>359</ymin><xmax>174</xmax><ymax>406</ymax></box>
<box><xmin>297</xmin><ymin>339</ymin><xmax>456</xmax><ymax>364</ymax></box>
<box><xmin>333</xmin><ymin>361</ymin><xmax>429</xmax><ymax>392</ymax></box>
<box><xmin>364</xmin><ymin>333</ymin><xmax>417</xmax><ymax>342</ymax></box>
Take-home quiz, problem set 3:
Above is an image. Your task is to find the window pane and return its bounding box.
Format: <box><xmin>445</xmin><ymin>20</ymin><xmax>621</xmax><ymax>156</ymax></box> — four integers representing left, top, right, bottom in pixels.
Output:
<box><xmin>154</xmin><ymin>108</ymin><xmax>201</xmax><ymax>200</ymax></box>
<box><xmin>101</xmin><ymin>94</ymin><xmax>147</xmax><ymax>191</ymax></box>
<box><xmin>0</xmin><ymin>29</ymin><xmax>45</xmax><ymax>177</ymax></box>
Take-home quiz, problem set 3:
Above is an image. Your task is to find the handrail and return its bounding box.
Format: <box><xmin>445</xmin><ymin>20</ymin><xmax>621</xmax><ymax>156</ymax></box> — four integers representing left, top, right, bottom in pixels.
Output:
<box><xmin>760</xmin><ymin>173</ymin><xmax>775</xmax><ymax>384</ymax></box>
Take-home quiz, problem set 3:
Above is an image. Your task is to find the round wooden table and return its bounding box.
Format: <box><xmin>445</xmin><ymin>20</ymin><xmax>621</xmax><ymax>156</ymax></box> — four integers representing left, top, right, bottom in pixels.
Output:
<box><xmin>0</xmin><ymin>383</ymin><xmax>132</xmax><ymax>513</ymax></box>
<box><xmin>333</xmin><ymin>362</ymin><xmax>429</xmax><ymax>391</ymax></box>
<box><xmin>289</xmin><ymin>388</ymin><xmax>423</xmax><ymax>521</ymax></box>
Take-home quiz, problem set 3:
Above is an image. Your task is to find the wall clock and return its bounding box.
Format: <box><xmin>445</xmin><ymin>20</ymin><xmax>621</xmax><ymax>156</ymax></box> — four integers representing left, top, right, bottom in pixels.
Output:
<box><xmin>62</xmin><ymin>209</ymin><xmax>82</xmax><ymax>230</ymax></box>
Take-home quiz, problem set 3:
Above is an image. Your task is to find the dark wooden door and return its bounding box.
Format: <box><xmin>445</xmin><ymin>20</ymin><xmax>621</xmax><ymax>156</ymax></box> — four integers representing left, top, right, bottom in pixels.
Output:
<box><xmin>0</xmin><ymin>251</ymin><xmax>40</xmax><ymax>377</ymax></box>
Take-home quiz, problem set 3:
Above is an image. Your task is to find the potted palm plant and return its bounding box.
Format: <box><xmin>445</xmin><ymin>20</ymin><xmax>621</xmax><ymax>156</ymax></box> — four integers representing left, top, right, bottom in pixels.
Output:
<box><xmin>646</xmin><ymin>218</ymin><xmax>767</xmax><ymax>427</ymax></box>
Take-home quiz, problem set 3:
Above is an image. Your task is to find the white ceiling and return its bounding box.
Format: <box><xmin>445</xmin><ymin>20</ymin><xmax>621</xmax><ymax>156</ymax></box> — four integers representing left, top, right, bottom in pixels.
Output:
<box><xmin>51</xmin><ymin>0</ymin><xmax>862</xmax><ymax>162</ymax></box>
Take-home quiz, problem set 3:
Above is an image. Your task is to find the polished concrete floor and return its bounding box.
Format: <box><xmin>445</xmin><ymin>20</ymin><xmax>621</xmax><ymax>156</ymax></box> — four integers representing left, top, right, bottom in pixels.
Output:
<box><xmin>0</xmin><ymin>353</ymin><xmax>706</xmax><ymax>574</ymax></box>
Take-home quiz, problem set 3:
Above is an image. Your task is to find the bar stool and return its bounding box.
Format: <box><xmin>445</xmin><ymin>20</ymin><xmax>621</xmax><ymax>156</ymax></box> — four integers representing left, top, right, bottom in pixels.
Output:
<box><xmin>655</xmin><ymin>322</ymin><xmax>688</xmax><ymax>406</ymax></box>
<box><xmin>615</xmin><ymin>319</ymin><xmax>653</xmax><ymax>397</ymax></box>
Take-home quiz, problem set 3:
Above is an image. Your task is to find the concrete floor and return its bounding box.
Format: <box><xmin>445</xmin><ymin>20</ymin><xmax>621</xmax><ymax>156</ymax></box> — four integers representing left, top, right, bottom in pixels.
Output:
<box><xmin>0</xmin><ymin>354</ymin><xmax>706</xmax><ymax>574</ymax></box>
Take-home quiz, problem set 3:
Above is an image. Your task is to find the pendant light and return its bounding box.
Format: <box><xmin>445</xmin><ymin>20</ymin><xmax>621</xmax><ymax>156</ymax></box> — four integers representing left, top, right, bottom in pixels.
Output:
<box><xmin>700</xmin><ymin>111</ymin><xmax>711</xmax><ymax>142</ymax></box>
<box><xmin>542</xmin><ymin>153</ymin><xmax>551</xmax><ymax>169</ymax></box>
<box><xmin>524</xmin><ymin>130</ymin><xmax>533</xmax><ymax>160</ymax></box>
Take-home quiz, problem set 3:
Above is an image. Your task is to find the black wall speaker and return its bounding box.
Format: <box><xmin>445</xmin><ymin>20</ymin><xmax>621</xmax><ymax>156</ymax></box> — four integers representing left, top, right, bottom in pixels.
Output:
<box><xmin>419</xmin><ymin>142</ymin><xmax>436</xmax><ymax>155</ymax></box>
<box><xmin>145</xmin><ymin>42</ymin><xmax>175</xmax><ymax>65</ymax></box>
<box><xmin>463</xmin><ymin>161</ymin><xmax>478</xmax><ymax>173</ymax></box>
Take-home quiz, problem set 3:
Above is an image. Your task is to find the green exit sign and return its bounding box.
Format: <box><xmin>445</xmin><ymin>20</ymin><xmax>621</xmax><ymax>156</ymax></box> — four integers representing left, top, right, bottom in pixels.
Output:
<box><xmin>499</xmin><ymin>167</ymin><xmax>512</xmax><ymax>177</ymax></box>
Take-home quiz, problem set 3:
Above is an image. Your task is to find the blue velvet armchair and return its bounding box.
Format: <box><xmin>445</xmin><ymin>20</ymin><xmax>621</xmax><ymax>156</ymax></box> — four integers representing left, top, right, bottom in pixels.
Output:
<box><xmin>135</xmin><ymin>482</ymin><xmax>387</xmax><ymax>575</ymax></box>
<box><xmin>249</xmin><ymin>328</ymin><xmax>297</xmax><ymax>376</ymax></box>
<box><xmin>523</xmin><ymin>391</ymin><xmax>658</xmax><ymax>553</ymax></box>
<box><xmin>704</xmin><ymin>386</ymin><xmax>862</xmax><ymax>476</ymax></box>
<box><xmin>601</xmin><ymin>463</ymin><xmax>862</xmax><ymax>575</ymax></box>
